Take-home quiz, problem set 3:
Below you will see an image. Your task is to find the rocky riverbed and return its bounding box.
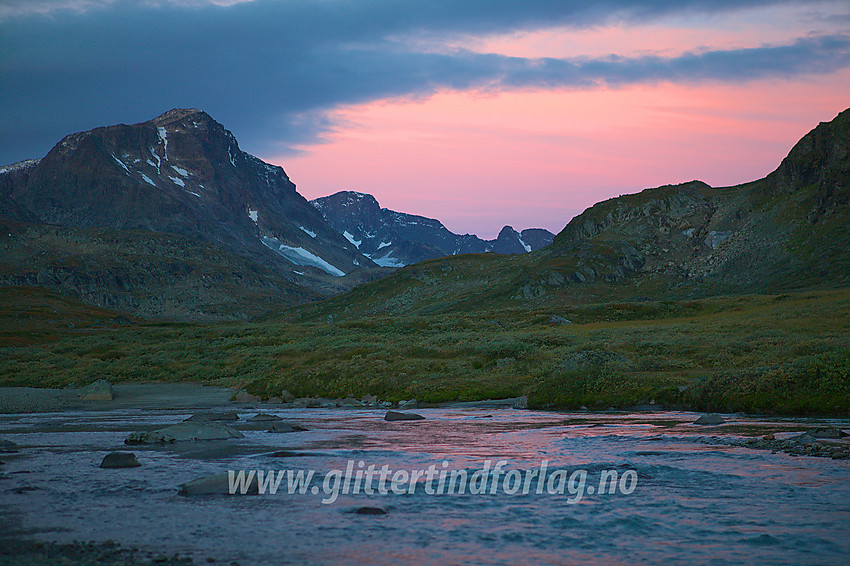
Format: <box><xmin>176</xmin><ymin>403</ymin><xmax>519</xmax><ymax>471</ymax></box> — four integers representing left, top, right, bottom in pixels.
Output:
<box><xmin>1</xmin><ymin>384</ymin><xmax>849</xmax><ymax>565</ymax></box>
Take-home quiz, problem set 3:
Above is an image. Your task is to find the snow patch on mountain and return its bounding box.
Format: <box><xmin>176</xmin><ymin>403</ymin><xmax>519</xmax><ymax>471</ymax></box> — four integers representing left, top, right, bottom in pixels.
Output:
<box><xmin>262</xmin><ymin>236</ymin><xmax>345</xmax><ymax>277</ymax></box>
<box><xmin>373</xmin><ymin>253</ymin><xmax>404</xmax><ymax>268</ymax></box>
<box><xmin>171</xmin><ymin>165</ymin><xmax>189</xmax><ymax>177</ymax></box>
<box><xmin>343</xmin><ymin>231</ymin><xmax>362</xmax><ymax>248</ymax></box>
<box><xmin>110</xmin><ymin>153</ymin><xmax>131</xmax><ymax>174</ymax></box>
<box><xmin>157</xmin><ymin>127</ymin><xmax>168</xmax><ymax>159</ymax></box>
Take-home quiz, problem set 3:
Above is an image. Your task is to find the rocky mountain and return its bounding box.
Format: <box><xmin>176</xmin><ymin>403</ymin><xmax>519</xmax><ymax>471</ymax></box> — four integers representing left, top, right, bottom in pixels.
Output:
<box><xmin>298</xmin><ymin>108</ymin><xmax>850</xmax><ymax>319</ymax></box>
<box><xmin>1</xmin><ymin>109</ymin><xmax>377</xmax><ymax>284</ymax></box>
<box><xmin>0</xmin><ymin>109</ymin><xmax>396</xmax><ymax>318</ymax></box>
<box><xmin>310</xmin><ymin>191</ymin><xmax>554</xmax><ymax>266</ymax></box>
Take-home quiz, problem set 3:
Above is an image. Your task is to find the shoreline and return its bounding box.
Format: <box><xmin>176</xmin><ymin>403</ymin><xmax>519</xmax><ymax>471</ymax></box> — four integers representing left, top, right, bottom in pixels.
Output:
<box><xmin>2</xmin><ymin>382</ymin><xmax>849</xmax><ymax>419</ymax></box>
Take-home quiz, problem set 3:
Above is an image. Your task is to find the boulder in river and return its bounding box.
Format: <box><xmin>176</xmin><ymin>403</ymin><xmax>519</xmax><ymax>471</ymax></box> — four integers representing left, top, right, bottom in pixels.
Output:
<box><xmin>385</xmin><ymin>411</ymin><xmax>425</xmax><ymax>422</ymax></box>
<box><xmin>100</xmin><ymin>451</ymin><xmax>141</xmax><ymax>468</ymax></box>
<box><xmin>232</xmin><ymin>390</ymin><xmax>261</xmax><ymax>403</ymax></box>
<box><xmin>291</xmin><ymin>398</ymin><xmax>326</xmax><ymax>408</ymax></box>
<box><xmin>398</xmin><ymin>399</ymin><xmax>418</xmax><ymax>410</ymax></box>
<box><xmin>354</xmin><ymin>506</ymin><xmax>387</xmax><ymax>515</ymax></box>
<box><xmin>186</xmin><ymin>411</ymin><xmax>240</xmax><ymax>422</ymax></box>
<box><xmin>79</xmin><ymin>379</ymin><xmax>114</xmax><ymax>401</ymax></box>
<box><xmin>178</xmin><ymin>472</ymin><xmax>258</xmax><ymax>496</ymax></box>
<box><xmin>0</xmin><ymin>438</ymin><xmax>18</xmax><ymax>453</ymax></box>
<box><xmin>694</xmin><ymin>414</ymin><xmax>726</xmax><ymax>426</ymax></box>
<box><xmin>267</xmin><ymin>421</ymin><xmax>308</xmax><ymax>433</ymax></box>
<box><xmin>807</xmin><ymin>427</ymin><xmax>848</xmax><ymax>439</ymax></box>
<box><xmin>125</xmin><ymin>422</ymin><xmax>243</xmax><ymax>444</ymax></box>
<box><xmin>248</xmin><ymin>413</ymin><xmax>282</xmax><ymax>422</ymax></box>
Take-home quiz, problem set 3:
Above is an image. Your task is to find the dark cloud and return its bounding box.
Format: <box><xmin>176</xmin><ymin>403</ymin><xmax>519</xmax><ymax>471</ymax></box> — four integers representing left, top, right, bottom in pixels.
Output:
<box><xmin>1</xmin><ymin>0</ymin><xmax>846</xmax><ymax>164</ymax></box>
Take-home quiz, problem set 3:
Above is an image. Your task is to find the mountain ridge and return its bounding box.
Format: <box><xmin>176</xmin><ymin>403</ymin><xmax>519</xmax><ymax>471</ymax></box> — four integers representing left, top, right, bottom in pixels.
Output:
<box><xmin>310</xmin><ymin>190</ymin><xmax>554</xmax><ymax>266</ymax></box>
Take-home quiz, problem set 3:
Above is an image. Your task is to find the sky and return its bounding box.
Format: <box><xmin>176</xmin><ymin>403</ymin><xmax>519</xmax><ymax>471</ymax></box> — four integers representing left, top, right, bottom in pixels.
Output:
<box><xmin>1</xmin><ymin>1</ymin><xmax>849</xmax><ymax>238</ymax></box>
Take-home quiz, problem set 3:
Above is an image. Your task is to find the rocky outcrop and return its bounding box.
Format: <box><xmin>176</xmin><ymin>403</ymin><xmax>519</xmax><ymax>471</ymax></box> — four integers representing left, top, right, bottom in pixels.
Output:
<box><xmin>125</xmin><ymin>422</ymin><xmax>243</xmax><ymax>444</ymax></box>
<box><xmin>738</xmin><ymin>431</ymin><xmax>850</xmax><ymax>459</ymax></box>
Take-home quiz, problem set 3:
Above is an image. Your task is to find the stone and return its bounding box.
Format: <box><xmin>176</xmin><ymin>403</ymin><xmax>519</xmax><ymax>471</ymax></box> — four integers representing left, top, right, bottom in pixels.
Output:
<box><xmin>339</xmin><ymin>397</ymin><xmax>363</xmax><ymax>407</ymax></box>
<box><xmin>763</xmin><ymin>433</ymin><xmax>775</xmax><ymax>441</ymax></box>
<box><xmin>398</xmin><ymin>399</ymin><xmax>418</xmax><ymax>410</ymax></box>
<box><xmin>178</xmin><ymin>472</ymin><xmax>258</xmax><ymax>496</ymax></box>
<box><xmin>280</xmin><ymin>390</ymin><xmax>296</xmax><ymax>403</ymax></box>
<box><xmin>100</xmin><ymin>451</ymin><xmax>140</xmax><ymax>468</ymax></box>
<box><xmin>186</xmin><ymin>411</ymin><xmax>239</xmax><ymax>422</ymax></box>
<box><xmin>361</xmin><ymin>394</ymin><xmax>379</xmax><ymax>406</ymax></box>
<box><xmin>385</xmin><ymin>411</ymin><xmax>425</xmax><ymax>422</ymax></box>
<box><xmin>267</xmin><ymin>397</ymin><xmax>283</xmax><ymax>404</ymax></box>
<box><xmin>807</xmin><ymin>427</ymin><xmax>848</xmax><ymax>439</ymax></box>
<box><xmin>0</xmin><ymin>438</ymin><xmax>18</xmax><ymax>453</ymax></box>
<box><xmin>231</xmin><ymin>390</ymin><xmax>261</xmax><ymax>403</ymax></box>
<box><xmin>694</xmin><ymin>414</ymin><xmax>725</xmax><ymax>425</ymax></box>
<box><xmin>291</xmin><ymin>398</ymin><xmax>325</xmax><ymax>408</ymax></box>
<box><xmin>125</xmin><ymin>422</ymin><xmax>243</xmax><ymax>444</ymax></box>
<box><xmin>79</xmin><ymin>379</ymin><xmax>114</xmax><ymax>401</ymax></box>
<box><xmin>512</xmin><ymin>395</ymin><xmax>528</xmax><ymax>409</ymax></box>
<box><xmin>704</xmin><ymin>230</ymin><xmax>733</xmax><ymax>249</ymax></box>
<box><xmin>248</xmin><ymin>413</ymin><xmax>282</xmax><ymax>422</ymax></box>
<box><xmin>267</xmin><ymin>422</ymin><xmax>308</xmax><ymax>433</ymax></box>
<box><xmin>548</xmin><ymin>315</ymin><xmax>572</xmax><ymax>325</ymax></box>
<box><xmin>354</xmin><ymin>506</ymin><xmax>387</xmax><ymax>515</ymax></box>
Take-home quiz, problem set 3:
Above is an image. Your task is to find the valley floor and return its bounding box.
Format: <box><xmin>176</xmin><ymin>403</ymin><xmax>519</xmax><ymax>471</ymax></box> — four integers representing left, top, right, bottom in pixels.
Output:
<box><xmin>1</xmin><ymin>286</ymin><xmax>848</xmax><ymax>416</ymax></box>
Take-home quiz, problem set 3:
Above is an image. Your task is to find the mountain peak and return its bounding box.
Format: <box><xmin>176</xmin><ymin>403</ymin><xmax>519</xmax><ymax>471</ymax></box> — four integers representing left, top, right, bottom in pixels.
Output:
<box><xmin>150</xmin><ymin>108</ymin><xmax>209</xmax><ymax>126</ymax></box>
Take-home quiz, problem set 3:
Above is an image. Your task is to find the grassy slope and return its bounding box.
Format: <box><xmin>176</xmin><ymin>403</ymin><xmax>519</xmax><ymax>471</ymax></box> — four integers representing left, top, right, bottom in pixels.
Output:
<box><xmin>1</xmin><ymin>286</ymin><xmax>847</xmax><ymax>414</ymax></box>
